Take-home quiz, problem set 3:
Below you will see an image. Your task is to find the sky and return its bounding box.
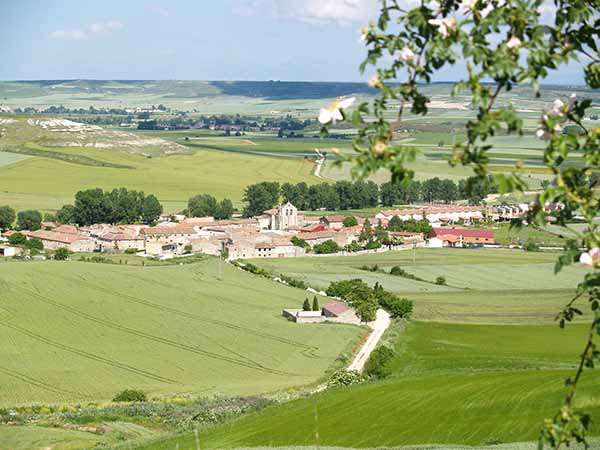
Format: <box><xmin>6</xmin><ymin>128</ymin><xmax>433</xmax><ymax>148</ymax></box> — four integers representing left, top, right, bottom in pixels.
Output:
<box><xmin>0</xmin><ymin>0</ymin><xmax>585</xmax><ymax>83</ymax></box>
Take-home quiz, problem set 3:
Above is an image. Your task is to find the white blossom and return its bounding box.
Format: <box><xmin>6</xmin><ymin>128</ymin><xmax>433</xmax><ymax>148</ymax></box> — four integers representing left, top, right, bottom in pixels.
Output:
<box><xmin>568</xmin><ymin>93</ymin><xmax>577</xmax><ymax>109</ymax></box>
<box><xmin>461</xmin><ymin>0</ymin><xmax>477</xmax><ymax>12</ymax></box>
<box><xmin>480</xmin><ymin>4</ymin><xmax>494</xmax><ymax>18</ymax></box>
<box><xmin>580</xmin><ymin>248</ymin><xmax>600</xmax><ymax>268</ymax></box>
<box><xmin>368</xmin><ymin>74</ymin><xmax>382</xmax><ymax>88</ymax></box>
<box><xmin>359</xmin><ymin>26</ymin><xmax>369</xmax><ymax>43</ymax></box>
<box><xmin>372</xmin><ymin>140</ymin><xmax>388</xmax><ymax>155</ymax></box>
<box><xmin>318</xmin><ymin>97</ymin><xmax>356</xmax><ymax>125</ymax></box>
<box><xmin>428</xmin><ymin>17</ymin><xmax>457</xmax><ymax>38</ymax></box>
<box><xmin>399</xmin><ymin>46</ymin><xmax>415</xmax><ymax>63</ymax></box>
<box><xmin>544</xmin><ymin>99</ymin><xmax>565</xmax><ymax>118</ymax></box>
<box><xmin>506</xmin><ymin>36</ymin><xmax>521</xmax><ymax>49</ymax></box>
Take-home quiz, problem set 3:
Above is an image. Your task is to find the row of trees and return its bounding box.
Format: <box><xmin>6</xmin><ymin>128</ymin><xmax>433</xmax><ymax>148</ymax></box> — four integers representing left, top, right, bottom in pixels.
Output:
<box><xmin>325</xmin><ymin>279</ymin><xmax>413</xmax><ymax>322</ymax></box>
<box><xmin>241</xmin><ymin>175</ymin><xmax>496</xmax><ymax>219</ymax></box>
<box><xmin>0</xmin><ymin>188</ymin><xmax>165</xmax><ymax>231</ymax></box>
<box><xmin>186</xmin><ymin>194</ymin><xmax>235</xmax><ymax>220</ymax></box>
<box><xmin>0</xmin><ymin>207</ymin><xmax>44</xmax><ymax>232</ymax></box>
<box><xmin>67</xmin><ymin>188</ymin><xmax>163</xmax><ymax>226</ymax></box>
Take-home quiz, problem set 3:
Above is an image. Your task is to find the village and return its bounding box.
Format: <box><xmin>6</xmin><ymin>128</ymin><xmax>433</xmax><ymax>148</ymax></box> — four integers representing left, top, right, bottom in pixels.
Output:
<box><xmin>0</xmin><ymin>201</ymin><xmax>531</xmax><ymax>260</ymax></box>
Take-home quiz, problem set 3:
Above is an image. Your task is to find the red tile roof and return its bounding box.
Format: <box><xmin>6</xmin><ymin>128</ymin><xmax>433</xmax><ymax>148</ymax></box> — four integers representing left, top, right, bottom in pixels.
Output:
<box><xmin>23</xmin><ymin>230</ymin><xmax>90</xmax><ymax>245</ymax></box>
<box><xmin>432</xmin><ymin>227</ymin><xmax>494</xmax><ymax>239</ymax></box>
<box><xmin>323</xmin><ymin>301</ymin><xmax>350</xmax><ymax>317</ymax></box>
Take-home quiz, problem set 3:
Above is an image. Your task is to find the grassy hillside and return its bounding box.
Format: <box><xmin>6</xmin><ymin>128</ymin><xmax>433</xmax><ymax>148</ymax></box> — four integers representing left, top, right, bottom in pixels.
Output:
<box><xmin>248</xmin><ymin>248</ymin><xmax>588</xmax><ymax>324</ymax></box>
<box><xmin>139</xmin><ymin>322</ymin><xmax>599</xmax><ymax>449</ymax></box>
<box><xmin>0</xmin><ymin>258</ymin><xmax>363</xmax><ymax>406</ymax></box>
<box><xmin>0</xmin><ymin>144</ymin><xmax>318</xmax><ymax>213</ymax></box>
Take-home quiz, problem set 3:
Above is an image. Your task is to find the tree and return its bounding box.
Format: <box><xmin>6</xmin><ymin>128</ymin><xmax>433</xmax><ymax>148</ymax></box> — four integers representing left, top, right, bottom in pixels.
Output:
<box><xmin>359</xmin><ymin>219</ymin><xmax>372</xmax><ymax>242</ymax></box>
<box><xmin>312</xmin><ymin>296</ymin><xmax>320</xmax><ymax>312</ymax></box>
<box><xmin>354</xmin><ymin>295</ymin><xmax>378</xmax><ymax>322</ymax></box>
<box><xmin>188</xmin><ymin>194</ymin><xmax>217</xmax><ymax>217</ymax></box>
<box><xmin>313</xmin><ymin>239</ymin><xmax>340</xmax><ymax>254</ymax></box>
<box><xmin>0</xmin><ymin>205</ymin><xmax>15</xmax><ymax>230</ymax></box>
<box><xmin>380</xmin><ymin>181</ymin><xmax>400</xmax><ymax>207</ymax></box>
<box><xmin>141</xmin><ymin>194</ymin><xmax>162</xmax><ymax>224</ymax></box>
<box><xmin>54</xmin><ymin>247</ymin><xmax>70</xmax><ymax>260</ymax></box>
<box><xmin>302</xmin><ymin>298</ymin><xmax>311</xmax><ymax>311</ymax></box>
<box><xmin>325</xmin><ymin>2</ymin><xmax>600</xmax><ymax>445</ymax></box>
<box><xmin>343</xmin><ymin>216</ymin><xmax>358</xmax><ymax>227</ymax></box>
<box><xmin>388</xmin><ymin>215</ymin><xmax>402</xmax><ymax>232</ymax></box>
<box><xmin>17</xmin><ymin>210</ymin><xmax>42</xmax><ymax>231</ymax></box>
<box><xmin>8</xmin><ymin>232</ymin><xmax>26</xmax><ymax>246</ymax></box>
<box><xmin>364</xmin><ymin>346</ymin><xmax>395</xmax><ymax>379</ymax></box>
<box><xmin>243</xmin><ymin>182</ymin><xmax>280</xmax><ymax>217</ymax></box>
<box><xmin>375</xmin><ymin>219</ymin><xmax>389</xmax><ymax>243</ymax></box>
<box><xmin>56</xmin><ymin>205</ymin><xmax>75</xmax><ymax>224</ymax></box>
<box><xmin>73</xmin><ymin>188</ymin><xmax>112</xmax><ymax>225</ymax></box>
<box><xmin>214</xmin><ymin>199</ymin><xmax>234</xmax><ymax>220</ymax></box>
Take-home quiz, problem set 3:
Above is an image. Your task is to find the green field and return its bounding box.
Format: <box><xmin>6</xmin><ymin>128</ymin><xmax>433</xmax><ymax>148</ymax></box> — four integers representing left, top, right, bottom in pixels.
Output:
<box><xmin>0</xmin><ymin>140</ymin><xmax>318</xmax><ymax>213</ymax></box>
<box><xmin>140</xmin><ymin>322</ymin><xmax>600</xmax><ymax>449</ymax></box>
<box><xmin>0</xmin><ymin>257</ymin><xmax>363</xmax><ymax>406</ymax></box>
<box><xmin>4</xmin><ymin>79</ymin><xmax>600</xmax><ymax>212</ymax></box>
<box><xmin>247</xmin><ymin>248</ymin><xmax>587</xmax><ymax>324</ymax></box>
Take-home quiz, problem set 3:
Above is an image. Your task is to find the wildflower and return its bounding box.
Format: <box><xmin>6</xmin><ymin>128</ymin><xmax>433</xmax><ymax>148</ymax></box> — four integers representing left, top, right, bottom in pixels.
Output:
<box><xmin>428</xmin><ymin>17</ymin><xmax>457</xmax><ymax>38</ymax></box>
<box><xmin>318</xmin><ymin>97</ymin><xmax>356</xmax><ymax>125</ymax></box>
<box><xmin>399</xmin><ymin>46</ymin><xmax>415</xmax><ymax>63</ymax></box>
<box><xmin>506</xmin><ymin>36</ymin><xmax>521</xmax><ymax>49</ymax></box>
<box><xmin>368</xmin><ymin>74</ymin><xmax>382</xmax><ymax>88</ymax></box>
<box><xmin>580</xmin><ymin>248</ymin><xmax>600</xmax><ymax>267</ymax></box>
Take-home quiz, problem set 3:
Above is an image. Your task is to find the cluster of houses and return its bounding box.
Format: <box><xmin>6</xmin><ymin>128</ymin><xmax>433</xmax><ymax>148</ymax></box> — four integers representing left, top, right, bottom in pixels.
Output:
<box><xmin>0</xmin><ymin>202</ymin><xmax>533</xmax><ymax>260</ymax></box>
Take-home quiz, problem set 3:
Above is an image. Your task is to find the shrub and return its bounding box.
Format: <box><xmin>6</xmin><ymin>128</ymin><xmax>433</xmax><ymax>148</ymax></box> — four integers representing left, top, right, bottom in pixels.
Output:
<box><xmin>8</xmin><ymin>232</ymin><xmax>27</xmax><ymax>246</ymax></box>
<box><xmin>390</xmin><ymin>265</ymin><xmax>405</xmax><ymax>276</ymax></box>
<box><xmin>326</xmin><ymin>279</ymin><xmax>369</xmax><ymax>298</ymax></box>
<box><xmin>112</xmin><ymin>389</ymin><xmax>147</xmax><ymax>403</ymax></box>
<box><xmin>124</xmin><ymin>248</ymin><xmax>138</xmax><ymax>254</ymax></box>
<box><xmin>355</xmin><ymin>295</ymin><xmax>378</xmax><ymax>322</ymax></box>
<box><xmin>359</xmin><ymin>264</ymin><xmax>381</xmax><ymax>272</ymax></box>
<box><xmin>364</xmin><ymin>345</ymin><xmax>395</xmax><ymax>379</ymax></box>
<box><xmin>278</xmin><ymin>274</ymin><xmax>307</xmax><ymax>290</ymax></box>
<box><xmin>313</xmin><ymin>239</ymin><xmax>340</xmax><ymax>254</ymax></box>
<box><xmin>435</xmin><ymin>275</ymin><xmax>446</xmax><ymax>285</ymax></box>
<box><xmin>382</xmin><ymin>296</ymin><xmax>413</xmax><ymax>319</ymax></box>
<box><xmin>344</xmin><ymin>241</ymin><xmax>362</xmax><ymax>252</ymax></box>
<box><xmin>343</xmin><ymin>216</ymin><xmax>358</xmax><ymax>227</ymax></box>
<box><xmin>54</xmin><ymin>248</ymin><xmax>70</xmax><ymax>261</ymax></box>
<box><xmin>328</xmin><ymin>369</ymin><xmax>364</xmax><ymax>388</ymax></box>
<box><xmin>365</xmin><ymin>240</ymin><xmax>382</xmax><ymax>250</ymax></box>
<box><xmin>25</xmin><ymin>238</ymin><xmax>43</xmax><ymax>251</ymax></box>
<box><xmin>184</xmin><ymin>244</ymin><xmax>192</xmax><ymax>254</ymax></box>
<box><xmin>523</xmin><ymin>238</ymin><xmax>540</xmax><ymax>252</ymax></box>
<box><xmin>290</xmin><ymin>236</ymin><xmax>308</xmax><ymax>248</ymax></box>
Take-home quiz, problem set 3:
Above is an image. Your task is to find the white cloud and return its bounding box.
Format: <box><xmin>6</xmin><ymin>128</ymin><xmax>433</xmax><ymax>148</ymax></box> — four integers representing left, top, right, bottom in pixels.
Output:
<box><xmin>149</xmin><ymin>5</ymin><xmax>170</xmax><ymax>17</ymax></box>
<box><xmin>285</xmin><ymin>0</ymin><xmax>377</xmax><ymax>25</ymax></box>
<box><xmin>49</xmin><ymin>20</ymin><xmax>123</xmax><ymax>40</ymax></box>
<box><xmin>90</xmin><ymin>20</ymin><xmax>123</xmax><ymax>33</ymax></box>
<box><xmin>49</xmin><ymin>29</ymin><xmax>86</xmax><ymax>40</ymax></box>
<box><xmin>233</xmin><ymin>0</ymin><xmax>379</xmax><ymax>25</ymax></box>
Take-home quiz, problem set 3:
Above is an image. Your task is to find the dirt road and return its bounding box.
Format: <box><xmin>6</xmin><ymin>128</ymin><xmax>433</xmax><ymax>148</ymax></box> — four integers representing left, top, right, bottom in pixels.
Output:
<box><xmin>347</xmin><ymin>308</ymin><xmax>391</xmax><ymax>372</ymax></box>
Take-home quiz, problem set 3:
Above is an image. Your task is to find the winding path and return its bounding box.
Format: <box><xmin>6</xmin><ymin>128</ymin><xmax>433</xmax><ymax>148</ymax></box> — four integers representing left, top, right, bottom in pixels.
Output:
<box><xmin>347</xmin><ymin>308</ymin><xmax>391</xmax><ymax>372</ymax></box>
